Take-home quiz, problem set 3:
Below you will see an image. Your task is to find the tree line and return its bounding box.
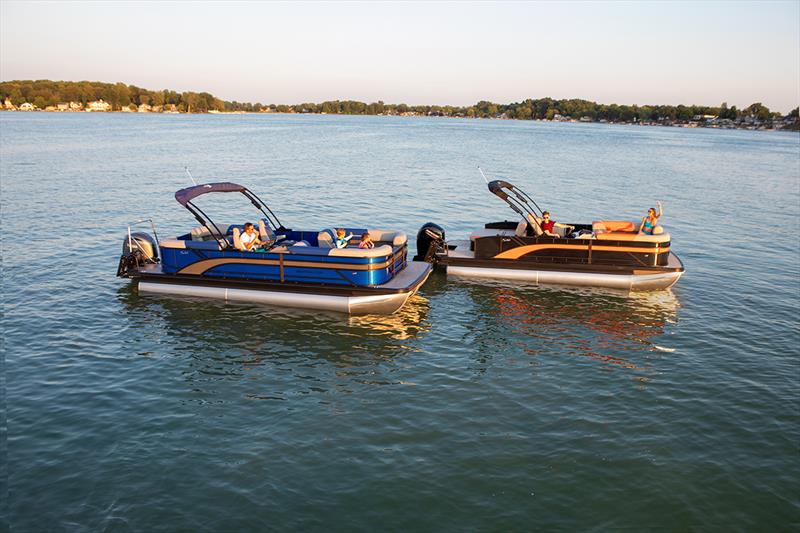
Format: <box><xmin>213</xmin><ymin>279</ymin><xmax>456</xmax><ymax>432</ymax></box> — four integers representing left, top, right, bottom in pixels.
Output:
<box><xmin>0</xmin><ymin>80</ymin><xmax>229</xmax><ymax>112</ymax></box>
<box><xmin>1</xmin><ymin>80</ymin><xmax>797</xmax><ymax>123</ymax></box>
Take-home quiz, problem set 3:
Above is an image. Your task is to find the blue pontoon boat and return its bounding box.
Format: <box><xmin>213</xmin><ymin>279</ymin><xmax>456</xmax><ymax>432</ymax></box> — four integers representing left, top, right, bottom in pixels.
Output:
<box><xmin>117</xmin><ymin>182</ymin><xmax>432</xmax><ymax>314</ymax></box>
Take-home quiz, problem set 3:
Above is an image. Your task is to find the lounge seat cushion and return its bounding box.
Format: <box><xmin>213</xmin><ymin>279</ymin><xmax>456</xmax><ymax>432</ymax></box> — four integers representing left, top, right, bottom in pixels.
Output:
<box><xmin>328</xmin><ymin>244</ymin><xmax>394</xmax><ymax>257</ymax></box>
<box><xmin>161</xmin><ymin>237</ymin><xmax>222</xmax><ymax>250</ymax></box>
<box><xmin>190</xmin><ymin>223</ymin><xmax>234</xmax><ymax>241</ymax></box>
<box><xmin>593</xmin><ymin>220</ymin><xmax>637</xmax><ymax>233</ymax></box>
<box><xmin>319</xmin><ymin>229</ymin><xmax>407</xmax><ymax>248</ymax></box>
<box><xmin>595</xmin><ymin>231</ymin><xmax>670</xmax><ymax>243</ymax></box>
<box><xmin>317</xmin><ymin>228</ymin><xmax>337</xmax><ymax>248</ymax></box>
<box><xmin>367</xmin><ymin>230</ymin><xmax>407</xmax><ymax>247</ymax></box>
<box><xmin>470</xmin><ymin>228</ymin><xmax>517</xmax><ymax>240</ymax></box>
<box><xmin>258</xmin><ymin>219</ymin><xmax>275</xmax><ymax>241</ymax></box>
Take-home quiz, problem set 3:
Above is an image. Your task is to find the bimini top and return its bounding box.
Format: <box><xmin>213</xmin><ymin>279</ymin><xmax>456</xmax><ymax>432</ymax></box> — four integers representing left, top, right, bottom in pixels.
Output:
<box><xmin>487</xmin><ymin>180</ymin><xmax>515</xmax><ymax>201</ymax></box>
<box><xmin>175</xmin><ymin>182</ymin><xmax>247</xmax><ymax>206</ymax></box>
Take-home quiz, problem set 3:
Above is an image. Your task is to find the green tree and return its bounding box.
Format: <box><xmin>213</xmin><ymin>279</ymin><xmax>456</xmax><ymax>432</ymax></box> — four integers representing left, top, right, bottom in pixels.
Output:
<box><xmin>743</xmin><ymin>102</ymin><xmax>771</xmax><ymax>121</ymax></box>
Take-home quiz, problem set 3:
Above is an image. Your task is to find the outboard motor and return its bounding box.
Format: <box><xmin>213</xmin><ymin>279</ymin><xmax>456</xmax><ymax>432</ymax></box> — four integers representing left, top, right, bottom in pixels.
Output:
<box><xmin>414</xmin><ymin>222</ymin><xmax>446</xmax><ymax>262</ymax></box>
<box><xmin>117</xmin><ymin>232</ymin><xmax>159</xmax><ymax>277</ymax></box>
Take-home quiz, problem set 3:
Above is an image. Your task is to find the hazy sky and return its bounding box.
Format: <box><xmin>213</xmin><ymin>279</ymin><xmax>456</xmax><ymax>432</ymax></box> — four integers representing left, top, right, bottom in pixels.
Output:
<box><xmin>1</xmin><ymin>1</ymin><xmax>799</xmax><ymax>111</ymax></box>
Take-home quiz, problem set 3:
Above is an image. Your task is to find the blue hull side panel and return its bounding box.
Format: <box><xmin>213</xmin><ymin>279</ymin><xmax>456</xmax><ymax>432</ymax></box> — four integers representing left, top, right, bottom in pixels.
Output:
<box><xmin>160</xmin><ymin>246</ymin><xmax>406</xmax><ymax>287</ymax></box>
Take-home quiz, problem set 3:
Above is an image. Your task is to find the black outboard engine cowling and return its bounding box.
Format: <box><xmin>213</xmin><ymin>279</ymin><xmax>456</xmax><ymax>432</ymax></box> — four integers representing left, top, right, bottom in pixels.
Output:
<box><xmin>414</xmin><ymin>222</ymin><xmax>446</xmax><ymax>262</ymax></box>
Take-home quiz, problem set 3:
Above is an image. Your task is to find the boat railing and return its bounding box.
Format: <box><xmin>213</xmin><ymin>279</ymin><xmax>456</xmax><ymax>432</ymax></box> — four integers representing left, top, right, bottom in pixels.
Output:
<box><xmin>127</xmin><ymin>218</ymin><xmax>160</xmax><ymax>249</ymax></box>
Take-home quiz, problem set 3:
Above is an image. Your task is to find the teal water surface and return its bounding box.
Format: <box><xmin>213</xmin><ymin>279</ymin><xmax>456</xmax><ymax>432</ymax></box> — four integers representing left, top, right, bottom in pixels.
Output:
<box><xmin>2</xmin><ymin>113</ymin><xmax>799</xmax><ymax>531</ymax></box>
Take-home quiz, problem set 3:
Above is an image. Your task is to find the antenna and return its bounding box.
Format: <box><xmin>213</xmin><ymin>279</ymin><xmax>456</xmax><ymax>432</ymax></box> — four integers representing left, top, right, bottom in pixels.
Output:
<box><xmin>185</xmin><ymin>166</ymin><xmax>197</xmax><ymax>186</ymax></box>
<box><xmin>477</xmin><ymin>166</ymin><xmax>490</xmax><ymax>184</ymax></box>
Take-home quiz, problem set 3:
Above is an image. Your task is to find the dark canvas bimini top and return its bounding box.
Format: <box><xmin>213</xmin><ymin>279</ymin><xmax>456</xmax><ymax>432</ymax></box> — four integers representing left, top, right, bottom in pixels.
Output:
<box><xmin>488</xmin><ymin>180</ymin><xmax>514</xmax><ymax>200</ymax></box>
<box><xmin>174</xmin><ymin>182</ymin><xmax>247</xmax><ymax>206</ymax></box>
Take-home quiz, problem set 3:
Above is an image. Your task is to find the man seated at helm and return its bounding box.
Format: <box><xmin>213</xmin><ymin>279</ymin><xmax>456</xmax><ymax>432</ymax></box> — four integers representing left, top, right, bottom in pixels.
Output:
<box><xmin>241</xmin><ymin>222</ymin><xmax>267</xmax><ymax>251</ymax></box>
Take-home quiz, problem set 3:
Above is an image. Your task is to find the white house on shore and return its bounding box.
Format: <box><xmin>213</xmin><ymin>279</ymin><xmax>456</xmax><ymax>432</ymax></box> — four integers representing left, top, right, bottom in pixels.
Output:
<box><xmin>19</xmin><ymin>102</ymin><xmax>36</xmax><ymax>111</ymax></box>
<box><xmin>86</xmin><ymin>99</ymin><xmax>111</xmax><ymax>112</ymax></box>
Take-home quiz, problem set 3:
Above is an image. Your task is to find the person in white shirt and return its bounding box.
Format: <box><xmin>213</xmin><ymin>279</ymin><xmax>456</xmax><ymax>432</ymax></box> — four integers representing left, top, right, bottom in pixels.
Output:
<box><xmin>241</xmin><ymin>222</ymin><xmax>265</xmax><ymax>251</ymax></box>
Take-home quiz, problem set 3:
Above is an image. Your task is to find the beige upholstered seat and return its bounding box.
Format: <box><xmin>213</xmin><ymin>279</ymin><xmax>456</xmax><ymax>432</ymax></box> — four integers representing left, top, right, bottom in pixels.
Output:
<box><xmin>317</xmin><ymin>229</ymin><xmax>336</xmax><ymax>248</ymax></box>
<box><xmin>258</xmin><ymin>220</ymin><xmax>275</xmax><ymax>242</ymax></box>
<box><xmin>469</xmin><ymin>228</ymin><xmax>517</xmax><ymax>240</ymax></box>
<box><xmin>367</xmin><ymin>230</ymin><xmax>407</xmax><ymax>247</ymax></box>
<box><xmin>595</xmin><ymin>231</ymin><xmax>671</xmax><ymax>243</ymax></box>
<box><xmin>231</xmin><ymin>227</ymin><xmax>246</xmax><ymax>251</ymax></box>
<box><xmin>328</xmin><ymin>244</ymin><xmax>394</xmax><ymax>257</ymax></box>
<box><xmin>190</xmin><ymin>223</ymin><xmax>232</xmax><ymax>241</ymax></box>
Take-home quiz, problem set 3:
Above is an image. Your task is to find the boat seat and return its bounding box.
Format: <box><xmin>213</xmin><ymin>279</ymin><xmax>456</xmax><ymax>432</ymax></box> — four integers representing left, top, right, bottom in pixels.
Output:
<box><xmin>231</xmin><ymin>227</ymin><xmax>247</xmax><ymax>251</ymax></box>
<box><xmin>595</xmin><ymin>231</ymin><xmax>670</xmax><ymax>243</ymax></box>
<box><xmin>190</xmin><ymin>223</ymin><xmax>234</xmax><ymax>241</ymax></box>
<box><xmin>258</xmin><ymin>219</ymin><xmax>275</xmax><ymax>242</ymax></box>
<box><xmin>328</xmin><ymin>244</ymin><xmax>394</xmax><ymax>257</ymax></box>
<box><xmin>593</xmin><ymin>220</ymin><xmax>637</xmax><ymax>233</ymax></box>
<box><xmin>318</xmin><ymin>229</ymin><xmax>407</xmax><ymax>248</ymax></box>
<box><xmin>317</xmin><ymin>228</ymin><xmax>337</xmax><ymax>248</ymax></box>
<box><xmin>368</xmin><ymin>230</ymin><xmax>407</xmax><ymax>247</ymax></box>
<box><xmin>160</xmin><ymin>237</ymin><xmax>222</xmax><ymax>250</ymax></box>
<box><xmin>470</xmin><ymin>228</ymin><xmax>518</xmax><ymax>240</ymax></box>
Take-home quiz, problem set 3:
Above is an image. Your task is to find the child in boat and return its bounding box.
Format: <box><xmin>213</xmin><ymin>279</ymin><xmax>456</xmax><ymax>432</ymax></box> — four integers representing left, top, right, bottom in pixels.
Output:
<box><xmin>241</xmin><ymin>222</ymin><xmax>266</xmax><ymax>251</ymax></box>
<box><xmin>639</xmin><ymin>201</ymin><xmax>663</xmax><ymax>235</ymax></box>
<box><xmin>335</xmin><ymin>228</ymin><xmax>354</xmax><ymax>248</ymax></box>
<box><xmin>358</xmin><ymin>232</ymin><xmax>374</xmax><ymax>249</ymax></box>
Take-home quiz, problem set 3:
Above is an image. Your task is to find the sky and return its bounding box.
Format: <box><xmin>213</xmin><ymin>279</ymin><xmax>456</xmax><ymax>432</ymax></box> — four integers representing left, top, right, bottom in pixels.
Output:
<box><xmin>1</xmin><ymin>1</ymin><xmax>799</xmax><ymax>112</ymax></box>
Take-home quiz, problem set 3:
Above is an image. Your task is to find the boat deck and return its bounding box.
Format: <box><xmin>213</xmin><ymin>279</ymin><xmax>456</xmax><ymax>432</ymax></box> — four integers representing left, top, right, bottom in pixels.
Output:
<box><xmin>379</xmin><ymin>261</ymin><xmax>432</xmax><ymax>290</ymax></box>
<box><xmin>447</xmin><ymin>240</ymin><xmax>474</xmax><ymax>259</ymax></box>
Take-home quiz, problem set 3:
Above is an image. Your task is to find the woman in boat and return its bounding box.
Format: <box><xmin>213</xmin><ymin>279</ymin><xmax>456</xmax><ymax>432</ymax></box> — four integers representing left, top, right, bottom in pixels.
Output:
<box><xmin>639</xmin><ymin>201</ymin><xmax>663</xmax><ymax>235</ymax></box>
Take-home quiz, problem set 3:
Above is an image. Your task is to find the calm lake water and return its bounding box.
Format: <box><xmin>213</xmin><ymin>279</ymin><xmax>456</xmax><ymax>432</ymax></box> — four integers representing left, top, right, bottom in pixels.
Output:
<box><xmin>2</xmin><ymin>113</ymin><xmax>799</xmax><ymax>531</ymax></box>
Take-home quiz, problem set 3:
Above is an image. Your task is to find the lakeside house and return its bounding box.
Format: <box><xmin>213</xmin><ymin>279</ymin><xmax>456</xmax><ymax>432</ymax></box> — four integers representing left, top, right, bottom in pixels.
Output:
<box><xmin>86</xmin><ymin>99</ymin><xmax>111</xmax><ymax>112</ymax></box>
<box><xmin>19</xmin><ymin>102</ymin><xmax>35</xmax><ymax>111</ymax></box>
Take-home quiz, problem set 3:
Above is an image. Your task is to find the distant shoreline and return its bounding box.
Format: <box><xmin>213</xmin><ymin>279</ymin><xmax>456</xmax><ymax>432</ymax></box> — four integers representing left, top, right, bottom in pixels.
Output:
<box><xmin>2</xmin><ymin>107</ymin><xmax>798</xmax><ymax>132</ymax></box>
<box><xmin>2</xmin><ymin>80</ymin><xmax>798</xmax><ymax>133</ymax></box>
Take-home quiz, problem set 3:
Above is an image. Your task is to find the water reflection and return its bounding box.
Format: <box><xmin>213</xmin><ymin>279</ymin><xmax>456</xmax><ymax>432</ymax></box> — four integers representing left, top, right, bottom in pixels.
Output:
<box><xmin>453</xmin><ymin>279</ymin><xmax>680</xmax><ymax>381</ymax></box>
<box><xmin>116</xmin><ymin>284</ymin><xmax>431</xmax><ymax>399</ymax></box>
